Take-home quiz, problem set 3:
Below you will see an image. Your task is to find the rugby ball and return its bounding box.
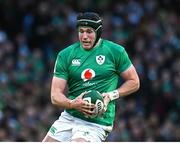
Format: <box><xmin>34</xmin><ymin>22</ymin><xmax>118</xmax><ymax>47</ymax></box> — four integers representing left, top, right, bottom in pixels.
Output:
<box><xmin>83</xmin><ymin>90</ymin><xmax>104</xmax><ymax>118</ymax></box>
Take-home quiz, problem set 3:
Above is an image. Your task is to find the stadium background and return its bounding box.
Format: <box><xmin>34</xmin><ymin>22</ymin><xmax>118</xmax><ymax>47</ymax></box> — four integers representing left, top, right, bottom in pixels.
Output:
<box><xmin>0</xmin><ymin>0</ymin><xmax>179</xmax><ymax>141</ymax></box>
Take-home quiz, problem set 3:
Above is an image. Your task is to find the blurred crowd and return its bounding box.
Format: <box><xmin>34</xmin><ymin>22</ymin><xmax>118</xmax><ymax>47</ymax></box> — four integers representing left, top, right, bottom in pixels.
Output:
<box><xmin>0</xmin><ymin>0</ymin><xmax>179</xmax><ymax>141</ymax></box>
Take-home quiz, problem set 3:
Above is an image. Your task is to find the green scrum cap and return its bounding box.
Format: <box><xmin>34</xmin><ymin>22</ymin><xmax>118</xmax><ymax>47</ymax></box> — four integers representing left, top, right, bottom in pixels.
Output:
<box><xmin>77</xmin><ymin>12</ymin><xmax>102</xmax><ymax>47</ymax></box>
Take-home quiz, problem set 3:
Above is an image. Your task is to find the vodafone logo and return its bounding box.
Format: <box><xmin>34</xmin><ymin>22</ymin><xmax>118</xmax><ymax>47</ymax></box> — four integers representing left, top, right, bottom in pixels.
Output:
<box><xmin>81</xmin><ymin>68</ymin><xmax>95</xmax><ymax>81</ymax></box>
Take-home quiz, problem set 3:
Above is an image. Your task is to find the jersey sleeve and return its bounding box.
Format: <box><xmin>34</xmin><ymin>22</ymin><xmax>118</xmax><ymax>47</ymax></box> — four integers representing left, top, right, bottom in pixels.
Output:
<box><xmin>53</xmin><ymin>52</ymin><xmax>68</xmax><ymax>80</ymax></box>
<box><xmin>116</xmin><ymin>48</ymin><xmax>132</xmax><ymax>74</ymax></box>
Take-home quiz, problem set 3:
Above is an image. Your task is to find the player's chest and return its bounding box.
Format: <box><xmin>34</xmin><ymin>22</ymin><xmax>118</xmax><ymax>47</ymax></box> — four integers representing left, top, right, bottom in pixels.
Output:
<box><xmin>68</xmin><ymin>53</ymin><xmax>115</xmax><ymax>81</ymax></box>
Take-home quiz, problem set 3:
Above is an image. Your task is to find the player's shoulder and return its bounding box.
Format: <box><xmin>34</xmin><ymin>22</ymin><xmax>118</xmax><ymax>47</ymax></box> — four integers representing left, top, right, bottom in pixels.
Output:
<box><xmin>102</xmin><ymin>39</ymin><xmax>125</xmax><ymax>52</ymax></box>
<box><xmin>58</xmin><ymin>42</ymin><xmax>80</xmax><ymax>56</ymax></box>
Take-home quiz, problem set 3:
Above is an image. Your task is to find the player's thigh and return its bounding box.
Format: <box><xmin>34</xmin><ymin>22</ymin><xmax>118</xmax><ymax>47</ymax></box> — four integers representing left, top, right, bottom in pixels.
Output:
<box><xmin>45</xmin><ymin>112</ymin><xmax>74</xmax><ymax>141</ymax></box>
<box><xmin>72</xmin><ymin>123</ymin><xmax>107</xmax><ymax>142</ymax></box>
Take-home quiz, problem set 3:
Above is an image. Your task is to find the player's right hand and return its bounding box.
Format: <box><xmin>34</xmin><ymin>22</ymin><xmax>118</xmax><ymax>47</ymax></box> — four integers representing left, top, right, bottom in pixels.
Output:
<box><xmin>69</xmin><ymin>92</ymin><xmax>96</xmax><ymax>116</ymax></box>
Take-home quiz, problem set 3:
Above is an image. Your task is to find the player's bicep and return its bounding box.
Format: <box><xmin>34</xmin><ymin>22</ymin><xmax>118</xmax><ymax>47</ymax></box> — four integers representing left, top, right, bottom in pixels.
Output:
<box><xmin>51</xmin><ymin>76</ymin><xmax>67</xmax><ymax>95</ymax></box>
<box><xmin>120</xmin><ymin>65</ymin><xmax>139</xmax><ymax>82</ymax></box>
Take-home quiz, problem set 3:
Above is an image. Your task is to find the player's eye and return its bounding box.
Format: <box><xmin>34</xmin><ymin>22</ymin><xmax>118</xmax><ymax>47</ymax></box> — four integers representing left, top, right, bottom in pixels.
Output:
<box><xmin>86</xmin><ymin>29</ymin><xmax>93</xmax><ymax>34</ymax></box>
<box><xmin>79</xmin><ymin>29</ymin><xmax>84</xmax><ymax>33</ymax></box>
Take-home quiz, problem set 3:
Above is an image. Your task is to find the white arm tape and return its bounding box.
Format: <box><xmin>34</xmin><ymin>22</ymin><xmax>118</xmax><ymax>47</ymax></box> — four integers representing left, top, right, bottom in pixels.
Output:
<box><xmin>107</xmin><ymin>90</ymin><xmax>119</xmax><ymax>101</ymax></box>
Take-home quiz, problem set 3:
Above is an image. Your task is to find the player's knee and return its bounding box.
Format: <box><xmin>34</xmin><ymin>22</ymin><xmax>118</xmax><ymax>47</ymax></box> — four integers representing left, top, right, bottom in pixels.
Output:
<box><xmin>42</xmin><ymin>135</ymin><xmax>59</xmax><ymax>142</ymax></box>
<box><xmin>71</xmin><ymin>137</ymin><xmax>89</xmax><ymax>142</ymax></box>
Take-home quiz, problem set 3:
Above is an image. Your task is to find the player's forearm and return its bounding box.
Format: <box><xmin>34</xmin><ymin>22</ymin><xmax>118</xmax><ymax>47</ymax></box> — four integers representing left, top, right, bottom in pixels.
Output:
<box><xmin>104</xmin><ymin>78</ymin><xmax>139</xmax><ymax>101</ymax></box>
<box><xmin>51</xmin><ymin>92</ymin><xmax>72</xmax><ymax>109</ymax></box>
<box><xmin>117</xmin><ymin>79</ymin><xmax>140</xmax><ymax>97</ymax></box>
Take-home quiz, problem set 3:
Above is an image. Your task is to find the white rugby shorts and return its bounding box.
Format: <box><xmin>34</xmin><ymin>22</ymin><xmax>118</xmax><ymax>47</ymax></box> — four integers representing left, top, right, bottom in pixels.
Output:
<box><xmin>46</xmin><ymin>111</ymin><xmax>112</xmax><ymax>142</ymax></box>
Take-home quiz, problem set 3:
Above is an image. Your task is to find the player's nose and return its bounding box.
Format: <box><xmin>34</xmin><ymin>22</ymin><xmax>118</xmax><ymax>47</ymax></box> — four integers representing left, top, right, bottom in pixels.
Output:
<box><xmin>82</xmin><ymin>32</ymin><xmax>88</xmax><ymax>38</ymax></box>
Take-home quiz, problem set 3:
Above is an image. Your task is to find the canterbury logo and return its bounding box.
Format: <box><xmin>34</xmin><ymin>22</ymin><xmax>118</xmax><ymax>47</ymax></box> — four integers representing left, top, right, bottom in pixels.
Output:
<box><xmin>72</xmin><ymin>59</ymin><xmax>81</xmax><ymax>66</ymax></box>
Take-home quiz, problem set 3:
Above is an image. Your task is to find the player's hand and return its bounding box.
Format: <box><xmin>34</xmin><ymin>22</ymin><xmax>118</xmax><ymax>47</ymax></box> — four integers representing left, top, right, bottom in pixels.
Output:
<box><xmin>98</xmin><ymin>93</ymin><xmax>111</xmax><ymax>115</ymax></box>
<box><xmin>69</xmin><ymin>92</ymin><xmax>96</xmax><ymax>116</ymax></box>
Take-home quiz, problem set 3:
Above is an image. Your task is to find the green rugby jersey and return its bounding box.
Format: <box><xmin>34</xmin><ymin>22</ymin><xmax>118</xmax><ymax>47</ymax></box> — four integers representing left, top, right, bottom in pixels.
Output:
<box><xmin>54</xmin><ymin>39</ymin><xmax>132</xmax><ymax>126</ymax></box>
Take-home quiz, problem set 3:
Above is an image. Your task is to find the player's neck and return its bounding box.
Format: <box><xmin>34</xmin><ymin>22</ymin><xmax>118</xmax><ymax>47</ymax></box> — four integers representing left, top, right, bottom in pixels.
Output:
<box><xmin>93</xmin><ymin>38</ymin><xmax>102</xmax><ymax>49</ymax></box>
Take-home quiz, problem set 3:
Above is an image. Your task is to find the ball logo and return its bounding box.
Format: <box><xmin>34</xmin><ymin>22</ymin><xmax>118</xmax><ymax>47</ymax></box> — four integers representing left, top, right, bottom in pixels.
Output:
<box><xmin>81</xmin><ymin>69</ymin><xmax>95</xmax><ymax>81</ymax></box>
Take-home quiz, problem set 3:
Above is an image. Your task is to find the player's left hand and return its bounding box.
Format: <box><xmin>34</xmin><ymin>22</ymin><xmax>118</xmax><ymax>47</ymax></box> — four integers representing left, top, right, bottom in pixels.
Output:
<box><xmin>98</xmin><ymin>93</ymin><xmax>111</xmax><ymax>115</ymax></box>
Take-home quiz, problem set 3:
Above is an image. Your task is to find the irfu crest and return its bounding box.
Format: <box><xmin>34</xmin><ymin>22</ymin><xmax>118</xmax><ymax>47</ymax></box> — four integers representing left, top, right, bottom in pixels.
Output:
<box><xmin>96</xmin><ymin>55</ymin><xmax>105</xmax><ymax>65</ymax></box>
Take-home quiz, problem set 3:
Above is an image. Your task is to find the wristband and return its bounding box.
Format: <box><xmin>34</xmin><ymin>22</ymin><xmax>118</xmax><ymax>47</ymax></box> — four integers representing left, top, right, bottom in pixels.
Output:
<box><xmin>107</xmin><ymin>90</ymin><xmax>119</xmax><ymax>101</ymax></box>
